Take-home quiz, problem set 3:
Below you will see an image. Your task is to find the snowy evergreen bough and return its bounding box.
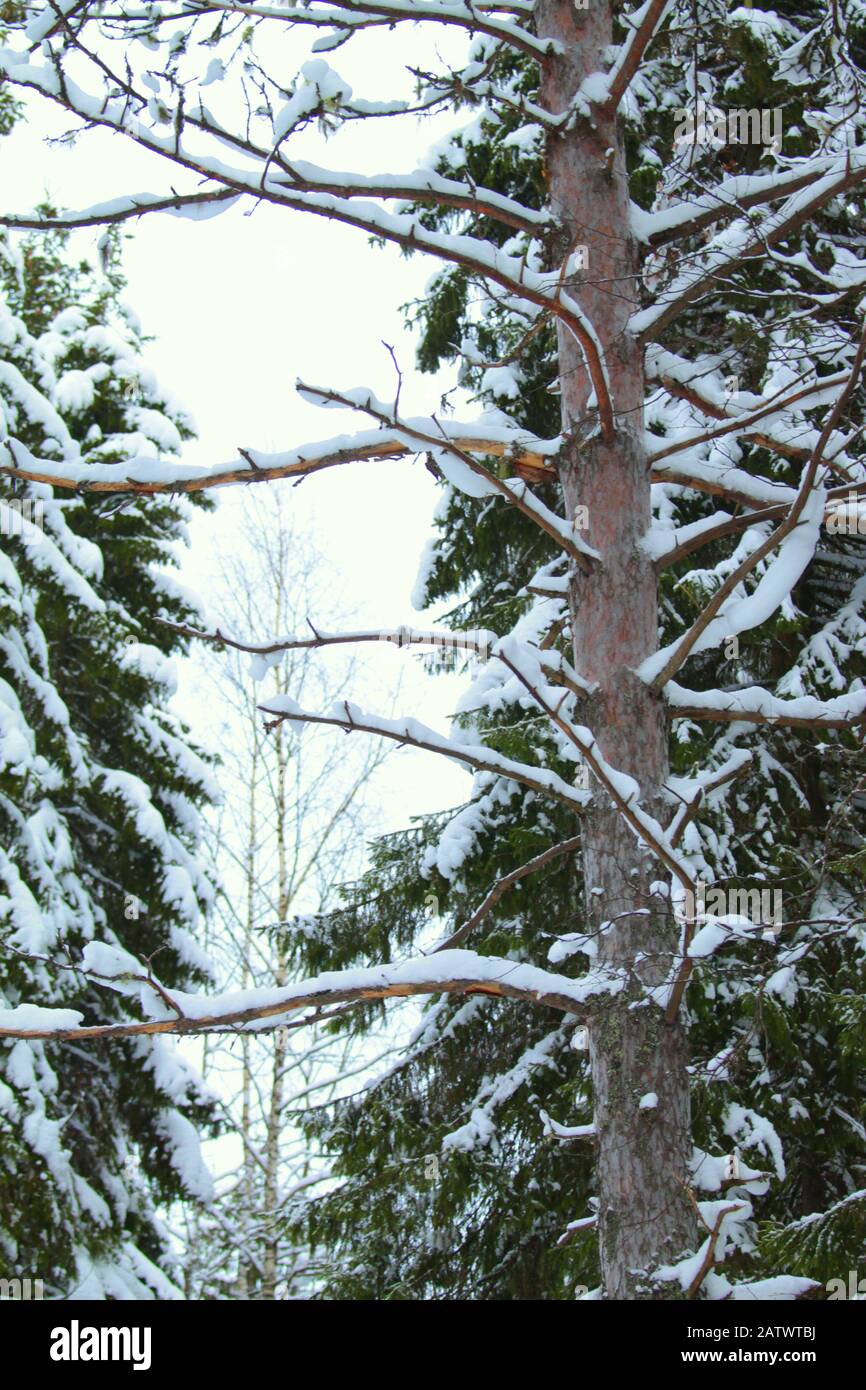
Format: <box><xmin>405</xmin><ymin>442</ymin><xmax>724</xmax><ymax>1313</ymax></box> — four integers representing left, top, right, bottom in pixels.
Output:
<box><xmin>0</xmin><ymin>208</ymin><xmax>219</xmax><ymax>1295</ymax></box>
<box><xmin>1</xmin><ymin>0</ymin><xmax>865</xmax><ymax>1298</ymax></box>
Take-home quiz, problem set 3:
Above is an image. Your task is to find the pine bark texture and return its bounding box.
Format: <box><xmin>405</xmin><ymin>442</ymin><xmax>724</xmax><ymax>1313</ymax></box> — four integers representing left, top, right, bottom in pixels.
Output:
<box><xmin>537</xmin><ymin>0</ymin><xmax>697</xmax><ymax>1297</ymax></box>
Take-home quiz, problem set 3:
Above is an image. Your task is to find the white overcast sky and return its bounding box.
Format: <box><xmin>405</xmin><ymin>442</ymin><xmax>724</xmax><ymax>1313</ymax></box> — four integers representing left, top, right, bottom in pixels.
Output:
<box><xmin>2</xmin><ymin>23</ymin><xmax>477</xmax><ymax>829</ymax></box>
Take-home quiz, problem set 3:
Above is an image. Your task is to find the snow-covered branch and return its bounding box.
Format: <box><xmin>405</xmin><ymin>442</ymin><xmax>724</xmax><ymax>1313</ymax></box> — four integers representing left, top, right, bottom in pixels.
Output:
<box><xmin>633</xmin><ymin>157</ymin><xmax>866</xmax><ymax>341</ymax></box>
<box><xmin>0</xmin><ymin>419</ymin><xmax>557</xmax><ymax>494</ymax></box>
<box><xmin>0</xmin><ymin>949</ymin><xmax>625</xmax><ymax>1041</ymax></box>
<box><xmin>0</xmin><ymin>188</ymin><xmax>242</xmax><ymax>232</ymax></box>
<box><xmin>634</xmin><ymin>150</ymin><xmax>866</xmax><ymax>248</ymax></box>
<box><xmin>651</xmin><ymin>479</ymin><xmax>866</xmax><ymax>571</ymax></box>
<box><xmin>665</xmin><ymin>751</ymin><xmax>753</xmax><ymax>849</ymax></box>
<box><xmin>650</xmin><ymin>456</ymin><xmax>799</xmax><ymax>511</ymax></box>
<box><xmin>258</xmin><ymin>697</ymin><xmax>594</xmax><ymax>813</ymax></box>
<box><xmin>494</xmin><ymin>643</ymin><xmax>696</xmax><ymax>893</ymax></box>
<box><xmin>647</xmin><ymin>371</ymin><xmax>852</xmax><ymax>474</ymax></box>
<box><xmin>666</xmin><ymin>682</ymin><xmax>866</xmax><ymax>732</ymax></box>
<box><xmin>0</xmin><ymin>180</ymin><xmax>542</xmax><ymax>238</ymax></box>
<box><xmin>188</xmin><ymin>0</ymin><xmax>557</xmax><ymax>61</ymax></box>
<box><xmin>296</xmin><ymin>381</ymin><xmax>596</xmax><ymax>569</ymax></box>
<box><xmin>642</xmin><ymin>329</ymin><xmax>866</xmax><ymax>693</ymax></box>
<box><xmin>601</xmin><ymin>0</ymin><xmax>674</xmax><ymax>114</ymax></box>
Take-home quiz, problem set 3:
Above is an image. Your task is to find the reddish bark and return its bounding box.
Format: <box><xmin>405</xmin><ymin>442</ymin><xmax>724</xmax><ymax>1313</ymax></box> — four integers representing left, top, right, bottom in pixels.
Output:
<box><xmin>537</xmin><ymin>0</ymin><xmax>697</xmax><ymax>1297</ymax></box>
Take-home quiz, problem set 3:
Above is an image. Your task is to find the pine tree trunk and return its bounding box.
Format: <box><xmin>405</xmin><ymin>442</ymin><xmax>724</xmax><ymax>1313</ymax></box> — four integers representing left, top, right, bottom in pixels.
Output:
<box><xmin>537</xmin><ymin>0</ymin><xmax>697</xmax><ymax>1298</ymax></box>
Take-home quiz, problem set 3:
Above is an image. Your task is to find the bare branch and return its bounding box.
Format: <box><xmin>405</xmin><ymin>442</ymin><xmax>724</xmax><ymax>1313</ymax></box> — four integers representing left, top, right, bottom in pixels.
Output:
<box><xmin>164</xmin><ymin>618</ymin><xmax>497</xmax><ymax>660</ymax></box>
<box><xmin>433</xmin><ymin>835</ymin><xmax>582</xmax><ymax>952</ymax></box>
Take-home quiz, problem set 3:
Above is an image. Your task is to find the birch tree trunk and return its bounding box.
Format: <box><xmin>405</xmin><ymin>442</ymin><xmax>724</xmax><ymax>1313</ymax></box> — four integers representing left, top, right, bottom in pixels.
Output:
<box><xmin>537</xmin><ymin>0</ymin><xmax>697</xmax><ymax>1298</ymax></box>
<box><xmin>185</xmin><ymin>495</ymin><xmax>391</xmax><ymax>1298</ymax></box>
<box><xmin>262</xmin><ymin>711</ymin><xmax>290</xmax><ymax>1300</ymax></box>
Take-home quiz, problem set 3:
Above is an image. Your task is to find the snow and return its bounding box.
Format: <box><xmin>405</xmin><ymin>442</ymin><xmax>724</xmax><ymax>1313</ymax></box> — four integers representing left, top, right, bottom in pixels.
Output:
<box><xmin>665</xmin><ymin>678</ymin><xmax>866</xmax><ymax>728</ymax></box>
<box><xmin>433</xmin><ymin>785</ymin><xmax>513</xmax><ymax>880</ymax></box>
<box><xmin>641</xmin><ymin>481</ymin><xmax>826</xmax><ymax>685</ymax></box>
<box><xmin>119</xmin><ymin>641</ymin><xmax>178</xmax><ymax>694</ymax></box>
<box><xmin>578</xmin><ymin>71</ymin><xmax>612</xmax><ymax>107</ymax></box>
<box><xmin>540</xmin><ymin>1109</ymin><xmax>596</xmax><ymax>1139</ymax></box>
<box><xmin>724</xmin><ymin>1104</ymin><xmax>786</xmax><ymax>1180</ymax></box>
<box><xmin>0</xmin><ymin>360</ymin><xmax>73</xmax><ymax>454</ymax></box>
<box><xmin>24</xmin><ymin>0</ymin><xmax>79</xmax><ymax>43</ymax></box>
<box><xmin>0</xmin><ymin>1003</ymin><xmax>84</xmax><ymax>1031</ymax></box>
<box><xmin>81</xmin><ymin>942</ymin><xmax>144</xmax><ymax>993</ymax></box>
<box><xmin>98</xmin><ymin>768</ymin><xmax>169</xmax><ymax>846</ymax></box>
<box><xmin>124</xmin><ymin>406</ymin><xmax>183</xmax><ymax>453</ymax></box>
<box><xmin>4</xmin><ymin>415</ymin><xmax>559</xmax><ymax>493</ymax></box>
<box><xmin>433</xmin><ymin>445</ymin><xmax>498</xmax><ymax>498</ymax></box>
<box><xmin>54</xmin><ymin>369</ymin><xmax>96</xmax><ymax>414</ymax></box>
<box><xmin>201</xmin><ymin>59</ymin><xmax>226</xmax><ymax>88</ymax></box>
<box><xmin>727</xmin><ymin>1276</ymin><xmax>816</xmax><ymax>1301</ymax></box>
<box><xmin>156</xmin><ymin>949</ymin><xmax>625</xmax><ymax>1029</ymax></box>
<box><xmin>643</xmin><ymin>509</ymin><xmax>735</xmax><ymax>562</ymax></box>
<box><xmin>273</xmin><ymin>61</ymin><xmax>354</xmax><ymax>143</ymax></box>
<box><xmin>155</xmin><ymin>1110</ymin><xmax>214</xmax><ymax>1203</ymax></box>
<box><xmin>687</xmin><ymin>915</ymin><xmax>765</xmax><ymax>958</ymax></box>
<box><xmin>501</xmin><ymin>123</ymin><xmax>543</xmax><ymax>153</ymax></box>
<box><xmin>411</xmin><ymin>537</ymin><xmax>439</xmax><ymax>611</ymax></box>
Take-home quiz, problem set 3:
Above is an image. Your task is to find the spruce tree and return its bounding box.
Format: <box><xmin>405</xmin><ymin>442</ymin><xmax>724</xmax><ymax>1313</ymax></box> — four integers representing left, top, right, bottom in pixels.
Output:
<box><xmin>0</xmin><ymin>218</ymin><xmax>218</xmax><ymax>1296</ymax></box>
